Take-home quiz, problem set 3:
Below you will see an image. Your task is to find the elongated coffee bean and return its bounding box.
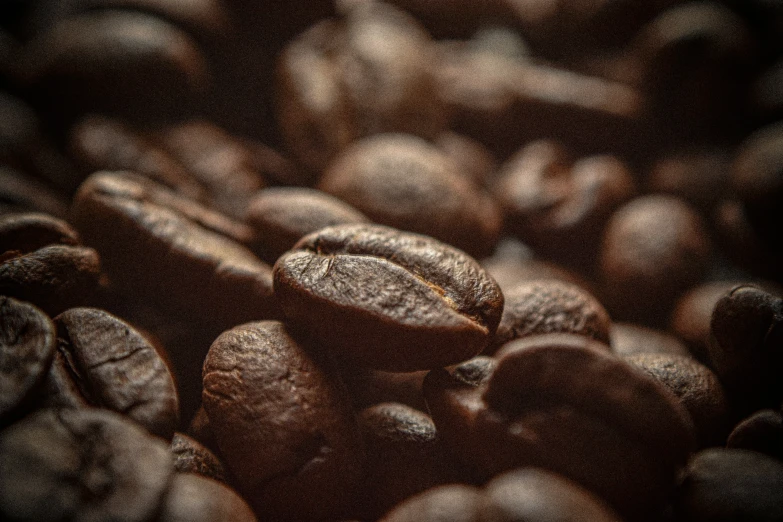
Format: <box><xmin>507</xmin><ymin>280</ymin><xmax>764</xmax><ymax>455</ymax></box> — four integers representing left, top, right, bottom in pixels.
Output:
<box><xmin>273</xmin><ymin>224</ymin><xmax>504</xmax><ymax>371</ymax></box>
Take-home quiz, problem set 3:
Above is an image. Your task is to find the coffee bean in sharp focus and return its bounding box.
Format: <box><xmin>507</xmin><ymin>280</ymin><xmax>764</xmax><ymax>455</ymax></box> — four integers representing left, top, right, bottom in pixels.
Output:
<box><xmin>49</xmin><ymin>307</ymin><xmax>179</xmax><ymax>439</ymax></box>
<box><xmin>0</xmin><ymin>408</ymin><xmax>173</xmax><ymax>522</ymax></box>
<box><xmin>0</xmin><ymin>296</ymin><xmax>55</xmax><ymax>422</ymax></box>
<box><xmin>170</xmin><ymin>432</ymin><xmax>227</xmax><ymax>483</ymax></box>
<box><xmin>202</xmin><ymin>320</ymin><xmax>363</xmax><ymax>521</ymax></box>
<box><xmin>273</xmin><ymin>223</ymin><xmax>504</xmax><ymax>371</ymax></box>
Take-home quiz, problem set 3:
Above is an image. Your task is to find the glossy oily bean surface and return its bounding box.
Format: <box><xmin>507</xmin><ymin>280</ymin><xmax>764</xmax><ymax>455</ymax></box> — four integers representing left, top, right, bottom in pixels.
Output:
<box><xmin>273</xmin><ymin>223</ymin><xmax>504</xmax><ymax>371</ymax></box>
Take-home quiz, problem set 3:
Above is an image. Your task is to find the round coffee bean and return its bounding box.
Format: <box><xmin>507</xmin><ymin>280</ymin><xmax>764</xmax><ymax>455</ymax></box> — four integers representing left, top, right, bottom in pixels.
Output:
<box><xmin>202</xmin><ymin>320</ymin><xmax>363</xmax><ymax>521</ymax></box>
<box><xmin>273</xmin><ymin>224</ymin><xmax>504</xmax><ymax>371</ymax></box>
<box><xmin>0</xmin><ymin>408</ymin><xmax>173</xmax><ymax>522</ymax></box>
<box><xmin>727</xmin><ymin>409</ymin><xmax>783</xmax><ymax>461</ymax></box>
<box><xmin>71</xmin><ymin>171</ymin><xmax>278</xmax><ymax>329</ymax></box>
<box><xmin>319</xmin><ymin>133</ymin><xmax>501</xmax><ymax>257</ymax></box>
<box><xmin>0</xmin><ymin>167</ymin><xmax>69</xmax><ymax>219</ymax></box>
<box><xmin>625</xmin><ymin>353</ymin><xmax>730</xmax><ymax>447</ymax></box>
<box><xmin>675</xmin><ymin>448</ymin><xmax>783</xmax><ymax>522</ymax></box>
<box><xmin>156</xmin><ymin>473</ymin><xmax>255</xmax><ymax>522</ymax></box>
<box><xmin>611</xmin><ymin>322</ymin><xmax>691</xmax><ymax>359</ymax></box>
<box><xmin>0</xmin><ymin>212</ymin><xmax>79</xmax><ymax>255</ymax></box>
<box><xmin>489</xmin><ymin>279</ymin><xmax>611</xmax><ymax>354</ymax></box>
<box><xmin>51</xmin><ymin>307</ymin><xmax>179</xmax><ymax>439</ymax></box>
<box><xmin>245</xmin><ymin>187</ymin><xmax>370</xmax><ymax>264</ymax></box>
<box><xmin>170</xmin><ymin>433</ymin><xmax>227</xmax><ymax>483</ymax></box>
<box><xmin>378</xmin><ymin>484</ymin><xmax>484</xmax><ymax>522</ymax></box>
<box><xmin>0</xmin><ymin>296</ymin><xmax>55</xmax><ymax>421</ymax></box>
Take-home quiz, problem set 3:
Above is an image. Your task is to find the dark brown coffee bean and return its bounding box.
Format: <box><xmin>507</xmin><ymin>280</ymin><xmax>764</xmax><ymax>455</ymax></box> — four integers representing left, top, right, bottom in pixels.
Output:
<box><xmin>482</xmin><ymin>468</ymin><xmax>623</xmax><ymax>522</ymax></box>
<box><xmin>611</xmin><ymin>322</ymin><xmax>691</xmax><ymax>359</ymax></box>
<box><xmin>598</xmin><ymin>195</ymin><xmax>711</xmax><ymax>324</ymax></box>
<box><xmin>0</xmin><ymin>296</ymin><xmax>55</xmax><ymax>421</ymax></box>
<box><xmin>0</xmin><ymin>244</ymin><xmax>101</xmax><ymax>317</ymax></box>
<box><xmin>670</xmin><ymin>281</ymin><xmax>744</xmax><ymax>363</ymax></box>
<box><xmin>202</xmin><ymin>320</ymin><xmax>363</xmax><ymax>521</ymax></box>
<box><xmin>0</xmin><ymin>167</ymin><xmax>69</xmax><ymax>218</ymax></box>
<box><xmin>156</xmin><ymin>473</ymin><xmax>256</xmax><ymax>522</ymax></box>
<box><xmin>435</xmin><ymin>131</ymin><xmax>498</xmax><ymax>188</ymax></box>
<box><xmin>245</xmin><ymin>187</ymin><xmax>370</xmax><ymax>264</ymax></box>
<box><xmin>71</xmin><ymin>171</ymin><xmax>278</xmax><ymax>329</ymax></box>
<box><xmin>0</xmin><ymin>212</ymin><xmax>79</xmax><ymax>254</ymax></box>
<box><xmin>489</xmin><ymin>279</ymin><xmax>611</xmax><ymax>354</ymax></box>
<box><xmin>675</xmin><ymin>448</ymin><xmax>783</xmax><ymax>522</ymax></box>
<box><xmin>625</xmin><ymin>353</ymin><xmax>730</xmax><ymax>447</ymax></box>
<box><xmin>647</xmin><ymin>148</ymin><xmax>730</xmax><ymax>212</ymax></box>
<box><xmin>378</xmin><ymin>484</ymin><xmax>484</xmax><ymax>522</ymax></box>
<box><xmin>427</xmin><ymin>333</ymin><xmax>695</xmax><ymax>520</ymax></box>
<box><xmin>19</xmin><ymin>11</ymin><xmax>209</xmax><ymax>126</ymax></box>
<box><xmin>50</xmin><ymin>307</ymin><xmax>179</xmax><ymax>439</ymax></box>
<box><xmin>354</xmin><ymin>402</ymin><xmax>463</xmax><ymax>519</ymax></box>
<box><xmin>170</xmin><ymin>433</ymin><xmax>227</xmax><ymax>483</ymax></box>
<box><xmin>0</xmin><ymin>408</ymin><xmax>173</xmax><ymax>522</ymax></box>
<box><xmin>727</xmin><ymin>409</ymin><xmax>783</xmax><ymax>462</ymax></box>
<box><xmin>69</xmin><ymin>115</ymin><xmax>207</xmax><ymax>202</ymax></box>
<box><xmin>319</xmin><ymin>133</ymin><xmax>501</xmax><ymax>257</ymax></box>
<box><xmin>274</xmin><ymin>224</ymin><xmax>504</xmax><ymax>371</ymax></box>
<box><xmin>709</xmin><ymin>284</ymin><xmax>783</xmax><ymax>410</ymax></box>
<box><xmin>276</xmin><ymin>1</ymin><xmax>446</xmax><ymax>175</ymax></box>
<box><xmin>493</xmin><ymin>141</ymin><xmax>636</xmax><ymax>264</ymax></box>
<box><xmin>157</xmin><ymin>120</ymin><xmax>267</xmax><ymax>218</ymax></box>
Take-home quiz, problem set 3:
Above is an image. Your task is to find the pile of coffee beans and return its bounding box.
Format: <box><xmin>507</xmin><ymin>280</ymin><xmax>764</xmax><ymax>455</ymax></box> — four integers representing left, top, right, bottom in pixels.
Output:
<box><xmin>2</xmin><ymin>0</ymin><xmax>783</xmax><ymax>520</ymax></box>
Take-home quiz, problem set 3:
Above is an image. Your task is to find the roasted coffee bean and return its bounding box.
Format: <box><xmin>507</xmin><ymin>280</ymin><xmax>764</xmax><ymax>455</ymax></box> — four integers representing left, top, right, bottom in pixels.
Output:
<box><xmin>319</xmin><ymin>133</ymin><xmax>502</xmax><ymax>257</ymax></box>
<box><xmin>481</xmin><ymin>468</ymin><xmax>623</xmax><ymax>522</ymax></box>
<box><xmin>647</xmin><ymin>148</ymin><xmax>730</xmax><ymax>212</ymax></box>
<box><xmin>625</xmin><ymin>353</ymin><xmax>730</xmax><ymax>447</ymax></box>
<box><xmin>727</xmin><ymin>409</ymin><xmax>783</xmax><ymax>462</ymax></box>
<box><xmin>426</xmin><ymin>333</ymin><xmax>696</xmax><ymax>520</ymax></box>
<box><xmin>493</xmin><ymin>141</ymin><xmax>636</xmax><ymax>264</ymax></box>
<box><xmin>69</xmin><ymin>115</ymin><xmax>207</xmax><ymax>202</ymax></box>
<box><xmin>156</xmin><ymin>473</ymin><xmax>257</xmax><ymax>522</ymax></box>
<box><xmin>709</xmin><ymin>284</ymin><xmax>783</xmax><ymax>410</ymax></box>
<box><xmin>170</xmin><ymin>433</ymin><xmax>227</xmax><ymax>483</ymax></box>
<box><xmin>245</xmin><ymin>187</ymin><xmax>370</xmax><ymax>264</ymax></box>
<box><xmin>354</xmin><ymin>402</ymin><xmax>463</xmax><ymax>519</ymax></box>
<box><xmin>675</xmin><ymin>448</ymin><xmax>783</xmax><ymax>522</ymax></box>
<box><xmin>378</xmin><ymin>484</ymin><xmax>485</xmax><ymax>522</ymax></box>
<box><xmin>0</xmin><ymin>212</ymin><xmax>79</xmax><ymax>254</ymax></box>
<box><xmin>0</xmin><ymin>243</ymin><xmax>101</xmax><ymax>317</ymax></box>
<box><xmin>72</xmin><ymin>171</ymin><xmax>278</xmax><ymax>329</ymax></box>
<box><xmin>611</xmin><ymin>322</ymin><xmax>691</xmax><ymax>359</ymax></box>
<box><xmin>202</xmin><ymin>320</ymin><xmax>363</xmax><ymax>521</ymax></box>
<box><xmin>670</xmin><ymin>281</ymin><xmax>745</xmax><ymax>363</ymax></box>
<box><xmin>276</xmin><ymin>1</ymin><xmax>445</xmax><ymax>174</ymax></box>
<box><xmin>48</xmin><ymin>307</ymin><xmax>179</xmax><ymax>439</ymax></box>
<box><xmin>435</xmin><ymin>131</ymin><xmax>497</xmax><ymax>188</ymax></box>
<box><xmin>0</xmin><ymin>408</ymin><xmax>173</xmax><ymax>522</ymax></box>
<box><xmin>274</xmin><ymin>224</ymin><xmax>504</xmax><ymax>371</ymax></box>
<box><xmin>19</xmin><ymin>10</ymin><xmax>209</xmax><ymax>127</ymax></box>
<box><xmin>0</xmin><ymin>296</ymin><xmax>55</xmax><ymax>421</ymax></box>
<box><xmin>489</xmin><ymin>279</ymin><xmax>611</xmax><ymax>354</ymax></box>
<box><xmin>599</xmin><ymin>195</ymin><xmax>711</xmax><ymax>325</ymax></box>
<box><xmin>156</xmin><ymin>120</ymin><xmax>267</xmax><ymax>218</ymax></box>
<box><xmin>0</xmin><ymin>167</ymin><xmax>69</xmax><ymax>218</ymax></box>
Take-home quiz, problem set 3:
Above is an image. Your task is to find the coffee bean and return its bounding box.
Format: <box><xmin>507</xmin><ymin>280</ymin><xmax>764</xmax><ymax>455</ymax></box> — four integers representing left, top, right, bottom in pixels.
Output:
<box><xmin>273</xmin><ymin>224</ymin><xmax>504</xmax><ymax>371</ymax></box>
<box><xmin>0</xmin><ymin>212</ymin><xmax>79</xmax><ymax>254</ymax></box>
<box><xmin>727</xmin><ymin>409</ymin><xmax>783</xmax><ymax>461</ymax></box>
<box><xmin>378</xmin><ymin>484</ymin><xmax>484</xmax><ymax>522</ymax></box>
<box><xmin>0</xmin><ymin>296</ymin><xmax>55</xmax><ymax>421</ymax></box>
<box><xmin>276</xmin><ymin>1</ymin><xmax>445</xmax><ymax>174</ymax></box>
<box><xmin>625</xmin><ymin>353</ymin><xmax>730</xmax><ymax>447</ymax></box>
<box><xmin>709</xmin><ymin>284</ymin><xmax>783</xmax><ymax>410</ymax></box>
<box><xmin>156</xmin><ymin>473</ymin><xmax>256</xmax><ymax>522</ymax></box>
<box><xmin>599</xmin><ymin>195</ymin><xmax>711</xmax><ymax>325</ymax></box>
<box><xmin>354</xmin><ymin>402</ymin><xmax>463</xmax><ymax>519</ymax></box>
<box><xmin>338</xmin><ymin>366</ymin><xmax>429</xmax><ymax>412</ymax></box>
<box><xmin>170</xmin><ymin>433</ymin><xmax>227</xmax><ymax>483</ymax></box>
<box><xmin>435</xmin><ymin>131</ymin><xmax>497</xmax><ymax>188</ymax></box>
<box><xmin>611</xmin><ymin>322</ymin><xmax>691</xmax><ymax>359</ymax></box>
<box><xmin>49</xmin><ymin>307</ymin><xmax>179</xmax><ymax>439</ymax></box>
<box><xmin>245</xmin><ymin>187</ymin><xmax>370</xmax><ymax>264</ymax></box>
<box><xmin>675</xmin><ymin>448</ymin><xmax>783</xmax><ymax>521</ymax></box>
<box><xmin>202</xmin><ymin>320</ymin><xmax>363</xmax><ymax>521</ymax></box>
<box><xmin>0</xmin><ymin>408</ymin><xmax>173</xmax><ymax>522</ymax></box>
<box><xmin>71</xmin><ymin>171</ymin><xmax>278</xmax><ymax>329</ymax></box>
<box><xmin>0</xmin><ymin>167</ymin><xmax>69</xmax><ymax>218</ymax></box>
<box><xmin>319</xmin><ymin>133</ymin><xmax>501</xmax><ymax>257</ymax></box>
<box><xmin>489</xmin><ymin>279</ymin><xmax>611</xmax><ymax>354</ymax></box>
<box><xmin>647</xmin><ymin>148</ymin><xmax>730</xmax><ymax>212</ymax></box>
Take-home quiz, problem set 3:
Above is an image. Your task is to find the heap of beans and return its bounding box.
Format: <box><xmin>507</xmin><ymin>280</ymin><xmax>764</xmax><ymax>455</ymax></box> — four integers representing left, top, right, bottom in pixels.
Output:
<box><xmin>2</xmin><ymin>0</ymin><xmax>783</xmax><ymax>520</ymax></box>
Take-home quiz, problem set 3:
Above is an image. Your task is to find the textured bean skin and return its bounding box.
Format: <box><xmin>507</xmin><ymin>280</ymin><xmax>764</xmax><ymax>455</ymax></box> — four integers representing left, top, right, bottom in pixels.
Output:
<box><xmin>273</xmin><ymin>224</ymin><xmax>504</xmax><ymax>371</ymax></box>
<box><xmin>202</xmin><ymin>320</ymin><xmax>363</xmax><ymax>521</ymax></box>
